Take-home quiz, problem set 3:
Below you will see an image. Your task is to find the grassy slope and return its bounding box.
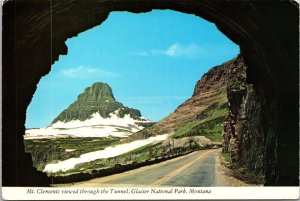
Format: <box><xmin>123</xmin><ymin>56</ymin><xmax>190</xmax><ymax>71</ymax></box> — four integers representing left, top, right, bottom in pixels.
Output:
<box><xmin>172</xmin><ymin>90</ymin><xmax>228</xmax><ymax>142</ymax></box>
<box><xmin>24</xmin><ymin>137</ymin><xmax>120</xmax><ymax>171</ymax></box>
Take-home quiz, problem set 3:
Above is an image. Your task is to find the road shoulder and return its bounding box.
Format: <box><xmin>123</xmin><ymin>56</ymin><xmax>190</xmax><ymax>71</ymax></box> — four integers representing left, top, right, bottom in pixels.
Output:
<box><xmin>214</xmin><ymin>151</ymin><xmax>250</xmax><ymax>186</ymax></box>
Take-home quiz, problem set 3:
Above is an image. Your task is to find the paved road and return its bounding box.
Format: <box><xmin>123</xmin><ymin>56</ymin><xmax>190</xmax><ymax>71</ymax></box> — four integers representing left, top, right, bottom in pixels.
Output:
<box><xmin>72</xmin><ymin>149</ymin><xmax>223</xmax><ymax>187</ymax></box>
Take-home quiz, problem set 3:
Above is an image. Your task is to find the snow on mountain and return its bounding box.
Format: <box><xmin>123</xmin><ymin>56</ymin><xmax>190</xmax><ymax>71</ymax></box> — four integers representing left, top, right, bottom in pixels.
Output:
<box><xmin>25</xmin><ymin>82</ymin><xmax>153</xmax><ymax>139</ymax></box>
<box><xmin>25</xmin><ymin>111</ymin><xmax>151</xmax><ymax>139</ymax></box>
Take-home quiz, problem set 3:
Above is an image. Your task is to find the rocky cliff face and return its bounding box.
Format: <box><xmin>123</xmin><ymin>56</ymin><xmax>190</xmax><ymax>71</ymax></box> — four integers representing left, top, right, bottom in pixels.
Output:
<box><xmin>52</xmin><ymin>82</ymin><xmax>143</xmax><ymax>123</ymax></box>
<box><xmin>222</xmin><ymin>56</ymin><xmax>265</xmax><ymax>183</ymax></box>
<box><xmin>133</xmin><ymin>56</ymin><xmax>244</xmax><ymax>142</ymax></box>
<box><xmin>222</xmin><ymin>56</ymin><xmax>247</xmax><ymax>155</ymax></box>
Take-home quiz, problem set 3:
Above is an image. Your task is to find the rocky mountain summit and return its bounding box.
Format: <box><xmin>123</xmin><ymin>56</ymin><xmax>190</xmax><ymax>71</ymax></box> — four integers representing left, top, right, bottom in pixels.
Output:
<box><xmin>52</xmin><ymin>82</ymin><xmax>144</xmax><ymax>123</ymax></box>
<box><xmin>25</xmin><ymin>82</ymin><xmax>149</xmax><ymax>138</ymax></box>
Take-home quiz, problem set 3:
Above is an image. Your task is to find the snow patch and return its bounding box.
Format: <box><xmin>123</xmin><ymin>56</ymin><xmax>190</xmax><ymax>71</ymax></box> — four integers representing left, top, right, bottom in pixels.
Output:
<box><xmin>65</xmin><ymin>149</ymin><xmax>76</xmax><ymax>152</ymax></box>
<box><xmin>25</xmin><ymin>112</ymin><xmax>150</xmax><ymax>139</ymax></box>
<box><xmin>43</xmin><ymin>134</ymin><xmax>169</xmax><ymax>173</ymax></box>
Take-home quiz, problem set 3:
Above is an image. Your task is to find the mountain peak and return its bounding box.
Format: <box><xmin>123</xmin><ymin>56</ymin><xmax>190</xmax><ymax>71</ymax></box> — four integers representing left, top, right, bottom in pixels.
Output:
<box><xmin>78</xmin><ymin>82</ymin><xmax>115</xmax><ymax>102</ymax></box>
<box><xmin>52</xmin><ymin>82</ymin><xmax>143</xmax><ymax>124</ymax></box>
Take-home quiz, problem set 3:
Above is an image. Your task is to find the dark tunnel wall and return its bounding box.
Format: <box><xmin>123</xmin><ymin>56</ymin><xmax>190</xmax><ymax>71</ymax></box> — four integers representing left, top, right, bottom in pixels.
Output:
<box><xmin>2</xmin><ymin>0</ymin><xmax>299</xmax><ymax>186</ymax></box>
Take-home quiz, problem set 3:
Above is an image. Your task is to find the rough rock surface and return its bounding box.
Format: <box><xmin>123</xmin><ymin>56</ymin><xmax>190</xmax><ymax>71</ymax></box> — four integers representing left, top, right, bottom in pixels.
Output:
<box><xmin>222</xmin><ymin>56</ymin><xmax>265</xmax><ymax>181</ymax></box>
<box><xmin>3</xmin><ymin>0</ymin><xmax>298</xmax><ymax>186</ymax></box>
<box><xmin>52</xmin><ymin>82</ymin><xmax>143</xmax><ymax>123</ymax></box>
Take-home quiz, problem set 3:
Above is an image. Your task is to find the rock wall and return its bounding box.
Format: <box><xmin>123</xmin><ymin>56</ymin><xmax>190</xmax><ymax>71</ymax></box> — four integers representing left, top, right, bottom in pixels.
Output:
<box><xmin>222</xmin><ymin>52</ymin><xmax>297</xmax><ymax>185</ymax></box>
<box><xmin>2</xmin><ymin>0</ymin><xmax>298</xmax><ymax>186</ymax></box>
<box><xmin>222</xmin><ymin>56</ymin><xmax>265</xmax><ymax>181</ymax></box>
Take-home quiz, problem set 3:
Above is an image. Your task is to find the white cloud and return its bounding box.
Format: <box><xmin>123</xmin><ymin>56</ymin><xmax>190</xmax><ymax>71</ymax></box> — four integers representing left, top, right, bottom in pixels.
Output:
<box><xmin>60</xmin><ymin>66</ymin><xmax>119</xmax><ymax>78</ymax></box>
<box><xmin>129</xmin><ymin>43</ymin><xmax>204</xmax><ymax>59</ymax></box>
<box><xmin>165</xmin><ymin>44</ymin><xmax>204</xmax><ymax>58</ymax></box>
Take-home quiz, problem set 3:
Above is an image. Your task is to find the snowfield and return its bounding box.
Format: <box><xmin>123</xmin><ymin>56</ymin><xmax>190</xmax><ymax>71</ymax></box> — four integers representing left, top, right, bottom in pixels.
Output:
<box><xmin>43</xmin><ymin>134</ymin><xmax>169</xmax><ymax>173</ymax></box>
<box><xmin>25</xmin><ymin>112</ymin><xmax>151</xmax><ymax>139</ymax></box>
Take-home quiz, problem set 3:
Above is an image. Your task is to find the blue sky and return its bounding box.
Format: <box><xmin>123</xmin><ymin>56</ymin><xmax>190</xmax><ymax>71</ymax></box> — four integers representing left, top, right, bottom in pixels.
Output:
<box><xmin>26</xmin><ymin>10</ymin><xmax>239</xmax><ymax>128</ymax></box>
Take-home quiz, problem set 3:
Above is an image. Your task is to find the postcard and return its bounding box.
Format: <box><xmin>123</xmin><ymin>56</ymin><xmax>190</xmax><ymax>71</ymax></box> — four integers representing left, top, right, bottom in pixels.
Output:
<box><xmin>2</xmin><ymin>0</ymin><xmax>299</xmax><ymax>200</ymax></box>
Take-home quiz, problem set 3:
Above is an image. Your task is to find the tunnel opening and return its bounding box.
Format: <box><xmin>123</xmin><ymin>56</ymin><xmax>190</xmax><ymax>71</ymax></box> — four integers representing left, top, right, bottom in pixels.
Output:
<box><xmin>2</xmin><ymin>0</ymin><xmax>298</xmax><ymax>187</ymax></box>
<box><xmin>24</xmin><ymin>10</ymin><xmax>242</xmax><ymax>183</ymax></box>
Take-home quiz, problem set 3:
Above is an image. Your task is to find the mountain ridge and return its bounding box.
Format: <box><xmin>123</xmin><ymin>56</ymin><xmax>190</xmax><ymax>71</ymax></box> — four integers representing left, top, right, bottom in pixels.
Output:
<box><xmin>129</xmin><ymin>55</ymin><xmax>245</xmax><ymax>142</ymax></box>
<box><xmin>52</xmin><ymin>82</ymin><xmax>144</xmax><ymax>124</ymax></box>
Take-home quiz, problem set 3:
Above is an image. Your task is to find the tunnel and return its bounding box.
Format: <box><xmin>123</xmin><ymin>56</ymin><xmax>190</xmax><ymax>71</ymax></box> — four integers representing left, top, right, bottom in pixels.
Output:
<box><xmin>2</xmin><ymin>0</ymin><xmax>299</xmax><ymax>186</ymax></box>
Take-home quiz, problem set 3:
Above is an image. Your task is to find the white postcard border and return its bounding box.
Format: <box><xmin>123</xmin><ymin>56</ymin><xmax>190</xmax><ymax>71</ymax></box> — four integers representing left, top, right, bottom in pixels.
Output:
<box><xmin>2</xmin><ymin>187</ymin><xmax>299</xmax><ymax>200</ymax></box>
